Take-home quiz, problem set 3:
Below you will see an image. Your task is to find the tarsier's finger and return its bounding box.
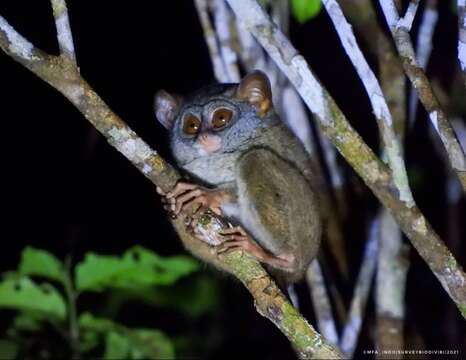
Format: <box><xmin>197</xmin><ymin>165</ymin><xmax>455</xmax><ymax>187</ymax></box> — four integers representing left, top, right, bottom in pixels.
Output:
<box><xmin>209</xmin><ymin>206</ymin><xmax>223</xmax><ymax>216</ymax></box>
<box><xmin>166</xmin><ymin>182</ymin><xmax>198</xmax><ymax>199</ymax></box>
<box><xmin>219</xmin><ymin>226</ymin><xmax>246</xmax><ymax>236</ymax></box>
<box><xmin>180</xmin><ymin>195</ymin><xmax>207</xmax><ymax>214</ymax></box>
<box><xmin>175</xmin><ymin>190</ymin><xmax>203</xmax><ymax>214</ymax></box>
<box><xmin>217</xmin><ymin>240</ymin><xmax>243</xmax><ymax>254</ymax></box>
<box><xmin>225</xmin><ymin>234</ymin><xmax>247</xmax><ymax>242</ymax></box>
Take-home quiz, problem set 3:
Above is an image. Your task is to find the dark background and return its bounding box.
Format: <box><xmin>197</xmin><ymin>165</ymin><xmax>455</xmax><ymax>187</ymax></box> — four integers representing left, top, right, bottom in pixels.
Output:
<box><xmin>0</xmin><ymin>0</ymin><xmax>465</xmax><ymax>358</ymax></box>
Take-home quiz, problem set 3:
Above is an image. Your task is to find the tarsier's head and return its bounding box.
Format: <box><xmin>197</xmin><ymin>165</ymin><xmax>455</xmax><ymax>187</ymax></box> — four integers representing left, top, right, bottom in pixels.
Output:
<box><xmin>154</xmin><ymin>71</ymin><xmax>278</xmax><ymax>165</ymax></box>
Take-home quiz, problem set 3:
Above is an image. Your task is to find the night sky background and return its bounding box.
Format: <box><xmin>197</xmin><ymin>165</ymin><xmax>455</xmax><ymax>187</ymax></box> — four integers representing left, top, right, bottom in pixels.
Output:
<box><xmin>0</xmin><ymin>0</ymin><xmax>465</xmax><ymax>358</ymax></box>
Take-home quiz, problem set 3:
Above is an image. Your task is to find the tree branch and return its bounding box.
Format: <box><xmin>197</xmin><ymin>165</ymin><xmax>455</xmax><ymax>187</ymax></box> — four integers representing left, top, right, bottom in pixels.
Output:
<box><xmin>457</xmin><ymin>0</ymin><xmax>466</xmax><ymax>88</ymax></box>
<box><xmin>194</xmin><ymin>0</ymin><xmax>228</xmax><ymax>82</ymax></box>
<box><xmin>50</xmin><ymin>0</ymin><xmax>76</xmax><ymax>64</ymax></box>
<box><xmin>336</xmin><ymin>2</ymin><xmax>410</xmax><ymax>354</ymax></box>
<box><xmin>213</xmin><ymin>0</ymin><xmax>240</xmax><ymax>82</ymax></box>
<box><xmin>0</xmin><ymin>6</ymin><xmax>342</xmax><ymax>360</ymax></box>
<box><xmin>378</xmin><ymin>0</ymin><xmax>466</xmax><ymax>191</ymax></box>
<box><xmin>323</xmin><ymin>0</ymin><xmax>413</xmax><ymax>206</ymax></box>
<box><xmin>408</xmin><ymin>0</ymin><xmax>438</xmax><ymax>126</ymax></box>
<box><xmin>376</xmin><ymin>210</ymin><xmax>409</xmax><ymax>358</ymax></box>
<box><xmin>226</xmin><ymin>0</ymin><xmax>466</xmax><ymax>318</ymax></box>
<box><xmin>339</xmin><ymin>219</ymin><xmax>378</xmax><ymax>358</ymax></box>
<box><xmin>306</xmin><ymin>260</ymin><xmax>339</xmax><ymax>347</ymax></box>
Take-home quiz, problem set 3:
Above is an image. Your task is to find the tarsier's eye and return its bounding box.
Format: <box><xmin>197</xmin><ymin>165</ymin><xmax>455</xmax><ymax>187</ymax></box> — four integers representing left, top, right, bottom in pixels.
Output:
<box><xmin>211</xmin><ymin>108</ymin><xmax>233</xmax><ymax>130</ymax></box>
<box><xmin>182</xmin><ymin>113</ymin><xmax>201</xmax><ymax>135</ymax></box>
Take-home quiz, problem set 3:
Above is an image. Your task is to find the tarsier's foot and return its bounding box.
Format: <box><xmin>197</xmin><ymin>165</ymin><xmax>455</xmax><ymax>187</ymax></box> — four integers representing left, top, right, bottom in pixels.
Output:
<box><xmin>217</xmin><ymin>226</ymin><xmax>296</xmax><ymax>270</ymax></box>
<box><xmin>157</xmin><ymin>181</ymin><xmax>230</xmax><ymax>218</ymax></box>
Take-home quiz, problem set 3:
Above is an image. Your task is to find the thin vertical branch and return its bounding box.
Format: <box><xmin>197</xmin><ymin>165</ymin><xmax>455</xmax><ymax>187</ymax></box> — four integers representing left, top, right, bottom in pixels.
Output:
<box><xmin>376</xmin><ymin>211</ymin><xmax>409</xmax><ymax>358</ymax></box>
<box><xmin>339</xmin><ymin>219</ymin><xmax>378</xmax><ymax>358</ymax></box>
<box><xmin>458</xmin><ymin>0</ymin><xmax>466</xmax><ymax>88</ymax></box>
<box><xmin>213</xmin><ymin>0</ymin><xmax>241</xmax><ymax>82</ymax></box>
<box><xmin>307</xmin><ymin>260</ymin><xmax>339</xmax><ymax>347</ymax></box>
<box><xmin>194</xmin><ymin>0</ymin><xmax>228</xmax><ymax>82</ymax></box>
<box><xmin>409</xmin><ymin>0</ymin><xmax>438</xmax><ymax>127</ymax></box>
<box><xmin>50</xmin><ymin>0</ymin><xmax>76</xmax><ymax>65</ymax></box>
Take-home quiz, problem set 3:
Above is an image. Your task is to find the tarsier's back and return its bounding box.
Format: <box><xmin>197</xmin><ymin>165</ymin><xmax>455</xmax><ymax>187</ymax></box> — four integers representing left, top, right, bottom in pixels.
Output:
<box><xmin>155</xmin><ymin>71</ymin><xmax>322</xmax><ymax>284</ymax></box>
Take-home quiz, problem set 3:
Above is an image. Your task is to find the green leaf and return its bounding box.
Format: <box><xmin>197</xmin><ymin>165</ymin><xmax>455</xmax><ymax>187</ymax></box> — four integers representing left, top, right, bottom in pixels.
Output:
<box><xmin>0</xmin><ymin>339</ymin><xmax>18</xmax><ymax>360</ymax></box>
<box><xmin>80</xmin><ymin>330</ymin><xmax>100</xmax><ymax>353</ymax></box>
<box><xmin>104</xmin><ymin>332</ymin><xmax>130</xmax><ymax>360</ymax></box>
<box><xmin>12</xmin><ymin>312</ymin><xmax>43</xmax><ymax>331</ymax></box>
<box><xmin>79</xmin><ymin>313</ymin><xmax>175</xmax><ymax>359</ymax></box>
<box><xmin>79</xmin><ymin>312</ymin><xmax>116</xmax><ymax>332</ymax></box>
<box><xmin>18</xmin><ymin>247</ymin><xmax>65</xmax><ymax>284</ymax></box>
<box><xmin>0</xmin><ymin>277</ymin><xmax>66</xmax><ymax>320</ymax></box>
<box><xmin>291</xmin><ymin>0</ymin><xmax>322</xmax><ymax>23</ymax></box>
<box><xmin>76</xmin><ymin>246</ymin><xmax>199</xmax><ymax>292</ymax></box>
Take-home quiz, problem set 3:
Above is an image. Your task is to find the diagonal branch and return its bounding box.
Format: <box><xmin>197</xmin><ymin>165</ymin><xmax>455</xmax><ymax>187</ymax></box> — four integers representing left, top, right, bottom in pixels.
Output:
<box><xmin>226</xmin><ymin>0</ymin><xmax>466</xmax><ymax>318</ymax></box>
<box><xmin>0</xmin><ymin>7</ymin><xmax>342</xmax><ymax>360</ymax></box>
<box><xmin>323</xmin><ymin>0</ymin><xmax>413</xmax><ymax>206</ymax></box>
<box><xmin>378</xmin><ymin>0</ymin><xmax>466</xmax><ymax>191</ymax></box>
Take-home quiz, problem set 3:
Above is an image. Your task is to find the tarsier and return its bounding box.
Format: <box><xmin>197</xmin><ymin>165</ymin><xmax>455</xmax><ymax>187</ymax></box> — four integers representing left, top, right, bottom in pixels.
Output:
<box><xmin>154</xmin><ymin>71</ymin><xmax>322</xmax><ymax>285</ymax></box>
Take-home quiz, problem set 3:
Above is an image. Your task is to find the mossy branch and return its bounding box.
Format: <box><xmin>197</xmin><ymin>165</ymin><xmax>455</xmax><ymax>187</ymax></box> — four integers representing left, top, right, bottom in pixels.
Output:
<box><xmin>0</xmin><ymin>7</ymin><xmax>341</xmax><ymax>360</ymax></box>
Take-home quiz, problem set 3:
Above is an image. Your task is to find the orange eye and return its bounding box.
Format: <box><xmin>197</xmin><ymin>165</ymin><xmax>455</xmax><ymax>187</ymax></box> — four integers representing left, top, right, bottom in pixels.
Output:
<box><xmin>182</xmin><ymin>114</ymin><xmax>201</xmax><ymax>135</ymax></box>
<box><xmin>212</xmin><ymin>108</ymin><xmax>233</xmax><ymax>129</ymax></box>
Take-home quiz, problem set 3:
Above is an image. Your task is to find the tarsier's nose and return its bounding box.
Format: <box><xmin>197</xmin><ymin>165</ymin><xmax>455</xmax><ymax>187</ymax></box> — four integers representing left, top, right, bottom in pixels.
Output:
<box><xmin>197</xmin><ymin>132</ymin><xmax>222</xmax><ymax>154</ymax></box>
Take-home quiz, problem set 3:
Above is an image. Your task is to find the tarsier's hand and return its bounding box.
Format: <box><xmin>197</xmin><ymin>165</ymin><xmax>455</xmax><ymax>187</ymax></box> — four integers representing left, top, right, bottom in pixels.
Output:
<box><xmin>156</xmin><ymin>181</ymin><xmax>230</xmax><ymax>218</ymax></box>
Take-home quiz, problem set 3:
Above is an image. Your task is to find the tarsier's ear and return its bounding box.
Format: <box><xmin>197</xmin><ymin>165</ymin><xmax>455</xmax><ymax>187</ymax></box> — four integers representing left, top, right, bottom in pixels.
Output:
<box><xmin>237</xmin><ymin>70</ymin><xmax>272</xmax><ymax>117</ymax></box>
<box><xmin>154</xmin><ymin>90</ymin><xmax>181</xmax><ymax>130</ymax></box>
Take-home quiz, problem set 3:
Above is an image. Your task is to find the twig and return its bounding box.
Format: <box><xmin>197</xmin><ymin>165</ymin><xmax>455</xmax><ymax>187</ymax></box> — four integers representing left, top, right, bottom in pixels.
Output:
<box><xmin>339</xmin><ymin>218</ymin><xmax>378</xmax><ymax>358</ymax></box>
<box><xmin>378</xmin><ymin>0</ymin><xmax>466</xmax><ymax>191</ymax></box>
<box><xmin>457</xmin><ymin>0</ymin><xmax>466</xmax><ymax>88</ymax></box>
<box><xmin>338</xmin><ymin>0</ymin><xmax>406</xmax><ymax>139</ymax></box>
<box><xmin>50</xmin><ymin>0</ymin><xmax>76</xmax><ymax>65</ymax></box>
<box><xmin>397</xmin><ymin>0</ymin><xmax>419</xmax><ymax>32</ymax></box>
<box><xmin>376</xmin><ymin>210</ymin><xmax>409</xmax><ymax>358</ymax></box>
<box><xmin>0</xmin><ymin>5</ymin><xmax>341</xmax><ymax>359</ymax></box>
<box><xmin>306</xmin><ymin>260</ymin><xmax>339</xmax><ymax>347</ymax></box>
<box><xmin>194</xmin><ymin>0</ymin><xmax>228</xmax><ymax>82</ymax></box>
<box><xmin>226</xmin><ymin>0</ymin><xmax>466</xmax><ymax>318</ymax></box>
<box><xmin>408</xmin><ymin>0</ymin><xmax>438</xmax><ymax>127</ymax></box>
<box><xmin>213</xmin><ymin>0</ymin><xmax>241</xmax><ymax>82</ymax></box>
<box><xmin>323</xmin><ymin>0</ymin><xmax>413</xmax><ymax>207</ymax></box>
